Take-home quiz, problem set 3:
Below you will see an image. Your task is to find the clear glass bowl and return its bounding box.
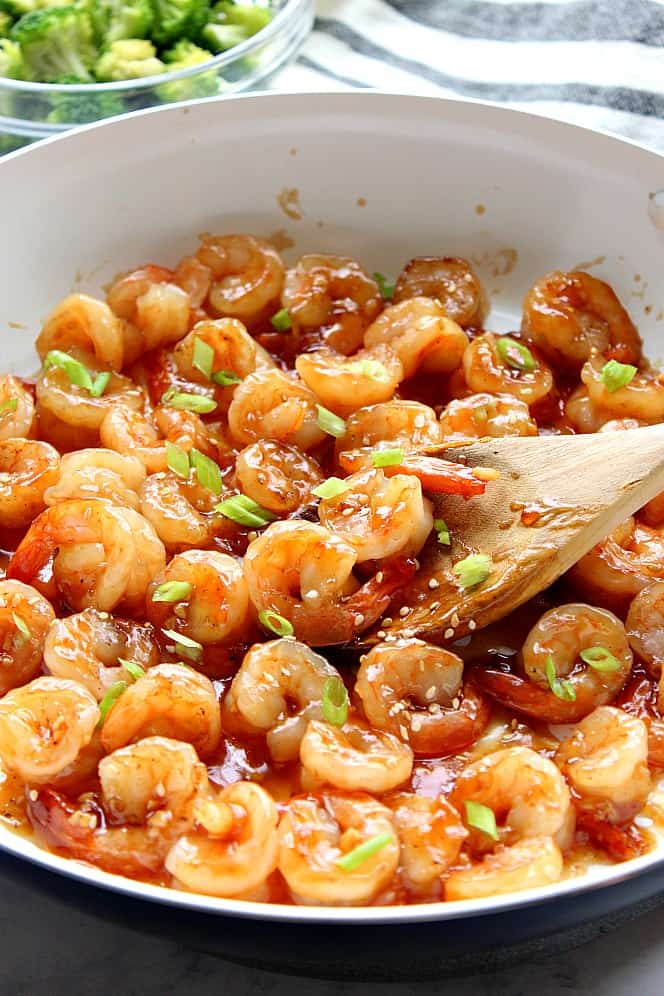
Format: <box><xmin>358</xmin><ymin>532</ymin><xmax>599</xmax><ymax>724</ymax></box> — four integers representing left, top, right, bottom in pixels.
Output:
<box><xmin>0</xmin><ymin>0</ymin><xmax>312</xmax><ymax>145</ymax></box>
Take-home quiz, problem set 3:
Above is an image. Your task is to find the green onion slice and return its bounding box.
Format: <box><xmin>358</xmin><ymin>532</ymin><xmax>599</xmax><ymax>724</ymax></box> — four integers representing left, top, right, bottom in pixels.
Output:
<box><xmin>465</xmin><ymin>800</ymin><xmax>499</xmax><ymax>841</ymax></box>
<box><xmin>312</xmin><ymin>477</ymin><xmax>350</xmax><ymax>500</ymax></box>
<box><xmin>118</xmin><ymin>659</ymin><xmax>145</xmax><ymax>682</ymax></box>
<box><xmin>12</xmin><ymin>612</ymin><xmax>31</xmax><ymax>641</ymax></box>
<box><xmin>452</xmin><ymin>553</ymin><xmax>492</xmax><ymax>588</ymax></box>
<box><xmin>43</xmin><ymin>350</ymin><xmax>107</xmax><ymax>394</ymax></box>
<box><xmin>216</xmin><ymin>494</ymin><xmax>277</xmax><ymax>528</ymax></box>
<box><xmin>336</xmin><ymin>832</ymin><xmax>394</xmax><ymax>871</ymax></box>
<box><xmin>316</xmin><ymin>404</ymin><xmax>346</xmax><ymax>439</ymax></box>
<box><xmin>161</xmin><ymin>628</ymin><xmax>203</xmax><ymax>662</ymax></box>
<box><xmin>0</xmin><ymin>398</ymin><xmax>17</xmax><ymax>417</ymax></box>
<box><xmin>373</xmin><ymin>272</ymin><xmax>395</xmax><ymax>300</ymax></box>
<box><xmin>433</xmin><ymin>517</ymin><xmax>451</xmax><ymax>546</ymax></box>
<box><xmin>166</xmin><ymin>441</ymin><xmax>190</xmax><ymax>479</ymax></box>
<box><xmin>321</xmin><ymin>676</ymin><xmax>349</xmax><ymax>727</ymax></box>
<box><xmin>190</xmin><ymin>448</ymin><xmax>222</xmax><ymax>495</ymax></box>
<box><xmin>600</xmin><ymin>359</ymin><xmax>637</xmax><ymax>393</ymax></box>
<box><xmin>98</xmin><ymin>681</ymin><xmax>127</xmax><ymax>725</ymax></box>
<box><xmin>89</xmin><ymin>372</ymin><xmax>111</xmax><ymax>398</ymax></box>
<box><xmin>271</xmin><ymin>308</ymin><xmax>292</xmax><ymax>331</ymax></box>
<box><xmin>495</xmin><ymin>337</ymin><xmax>537</xmax><ymax>373</ymax></box>
<box><xmin>372</xmin><ymin>448</ymin><xmax>404</xmax><ymax>468</ymax></box>
<box><xmin>152</xmin><ymin>580</ymin><xmax>193</xmax><ymax>603</ymax></box>
<box><xmin>258</xmin><ymin>609</ymin><xmax>294</xmax><ymax>638</ymax></box>
<box><xmin>212</xmin><ymin>369</ymin><xmax>242</xmax><ymax>386</ymax></box>
<box><xmin>348</xmin><ymin>358</ymin><xmax>391</xmax><ymax>383</ymax></box>
<box><xmin>192</xmin><ymin>336</ymin><xmax>214</xmax><ymax>380</ymax></box>
<box><xmin>161</xmin><ymin>388</ymin><xmax>217</xmax><ymax>414</ymax></box>
<box><xmin>579</xmin><ymin>646</ymin><xmax>621</xmax><ymax>673</ymax></box>
<box><xmin>545</xmin><ymin>655</ymin><xmax>576</xmax><ymax>701</ymax></box>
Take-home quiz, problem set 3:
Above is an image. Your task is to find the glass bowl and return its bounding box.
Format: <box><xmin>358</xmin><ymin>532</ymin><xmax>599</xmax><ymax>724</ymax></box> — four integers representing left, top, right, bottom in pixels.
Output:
<box><xmin>0</xmin><ymin>0</ymin><xmax>312</xmax><ymax>146</ymax></box>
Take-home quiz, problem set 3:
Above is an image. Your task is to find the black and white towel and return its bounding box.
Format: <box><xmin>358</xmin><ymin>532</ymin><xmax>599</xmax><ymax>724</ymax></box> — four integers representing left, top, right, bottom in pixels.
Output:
<box><xmin>272</xmin><ymin>0</ymin><xmax>664</xmax><ymax>151</ymax></box>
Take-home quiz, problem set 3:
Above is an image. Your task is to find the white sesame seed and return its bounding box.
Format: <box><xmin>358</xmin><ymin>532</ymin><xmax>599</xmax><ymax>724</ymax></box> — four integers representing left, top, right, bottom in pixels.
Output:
<box><xmin>376</xmin><ymin>571</ymin><xmax>384</xmax><ymax>583</ymax></box>
<box><xmin>354</xmin><ymin>614</ymin><xmax>365</xmax><ymax>626</ymax></box>
<box><xmin>399</xmin><ymin>606</ymin><xmax>411</xmax><ymax>618</ymax></box>
<box><xmin>377</xmin><ymin>630</ymin><xmax>386</xmax><ymax>639</ymax></box>
<box><xmin>399</xmin><ymin>725</ymin><xmax>409</xmax><ymax>740</ymax></box>
<box><xmin>444</xmin><ymin>628</ymin><xmax>454</xmax><ymax>639</ymax></box>
<box><xmin>429</xmin><ymin>601</ymin><xmax>441</xmax><ymax>612</ymax></box>
<box><xmin>247</xmin><ymin>531</ymin><xmax>258</xmax><ymax>543</ymax></box>
<box><xmin>428</xmin><ymin>578</ymin><xmax>440</xmax><ymax>590</ymax></box>
<box><xmin>28</xmin><ymin>790</ymin><xmax>38</xmax><ymax>802</ymax></box>
<box><xmin>451</xmin><ymin>612</ymin><xmax>460</xmax><ymax>628</ymax></box>
<box><xmin>425</xmin><ymin>686</ymin><xmax>436</xmax><ymax>700</ymax></box>
<box><xmin>468</xmin><ymin>619</ymin><xmax>477</xmax><ymax>631</ymax></box>
<box><xmin>452</xmin><ymin>697</ymin><xmax>460</xmax><ymax>710</ymax></box>
<box><xmin>382</xmin><ymin>616</ymin><xmax>393</xmax><ymax>627</ymax></box>
<box><xmin>411</xmin><ymin>716</ymin><xmax>423</xmax><ymax>732</ymax></box>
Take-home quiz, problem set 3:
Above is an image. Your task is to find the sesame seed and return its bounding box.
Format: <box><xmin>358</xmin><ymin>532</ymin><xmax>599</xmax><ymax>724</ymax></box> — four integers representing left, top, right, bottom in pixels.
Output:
<box><xmin>468</xmin><ymin>619</ymin><xmax>477</xmax><ymax>631</ymax></box>
<box><xmin>28</xmin><ymin>790</ymin><xmax>38</xmax><ymax>802</ymax></box>
<box><xmin>451</xmin><ymin>612</ymin><xmax>460</xmax><ymax>628</ymax></box>
<box><xmin>376</xmin><ymin>571</ymin><xmax>384</xmax><ymax>583</ymax></box>
<box><xmin>425</xmin><ymin>686</ymin><xmax>436</xmax><ymax>700</ymax></box>
<box><xmin>399</xmin><ymin>725</ymin><xmax>409</xmax><ymax>740</ymax></box>
<box><xmin>359</xmin><ymin>654</ymin><xmax>368</xmax><ymax>664</ymax></box>
<box><xmin>429</xmin><ymin>601</ymin><xmax>441</xmax><ymax>612</ymax></box>
<box><xmin>399</xmin><ymin>606</ymin><xmax>411</xmax><ymax>618</ymax></box>
<box><xmin>444</xmin><ymin>628</ymin><xmax>454</xmax><ymax>639</ymax></box>
<box><xmin>382</xmin><ymin>616</ymin><xmax>393</xmax><ymax>627</ymax></box>
<box><xmin>377</xmin><ymin>630</ymin><xmax>386</xmax><ymax>639</ymax></box>
<box><xmin>411</xmin><ymin>716</ymin><xmax>423</xmax><ymax>732</ymax></box>
<box><xmin>247</xmin><ymin>531</ymin><xmax>258</xmax><ymax>543</ymax></box>
<box><xmin>452</xmin><ymin>697</ymin><xmax>460</xmax><ymax>710</ymax></box>
<box><xmin>428</xmin><ymin>703</ymin><xmax>442</xmax><ymax>714</ymax></box>
<box><xmin>354</xmin><ymin>613</ymin><xmax>365</xmax><ymax>626</ymax></box>
<box><xmin>428</xmin><ymin>578</ymin><xmax>440</xmax><ymax>590</ymax></box>
<box><xmin>304</xmin><ymin>589</ymin><xmax>319</xmax><ymax>601</ymax></box>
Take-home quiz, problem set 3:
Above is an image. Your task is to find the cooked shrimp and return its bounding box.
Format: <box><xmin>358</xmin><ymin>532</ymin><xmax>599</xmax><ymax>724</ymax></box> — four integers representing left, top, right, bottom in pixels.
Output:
<box><xmin>227</xmin><ymin>368</ymin><xmax>326</xmax><ymax>450</ymax></box>
<box><xmin>392</xmin><ymin>256</ymin><xmax>485</xmax><ymax>328</ymax></box>
<box><xmin>356</xmin><ymin>639</ymin><xmax>490</xmax><ymax>755</ymax></box>
<box><xmin>569</xmin><ymin>517</ymin><xmax>664</xmax><ymax>613</ymax></box>
<box><xmin>0</xmin><ymin>581</ymin><xmax>55</xmax><ymax>695</ymax></box>
<box><xmin>146</xmin><ymin>550</ymin><xmax>250</xmax><ymax>646</ymax></box>
<box><xmin>235</xmin><ymin>440</ymin><xmax>323</xmax><ymax>515</ymax></box>
<box><xmin>43</xmin><ymin>609</ymin><xmax>159</xmax><ymax>700</ymax></box>
<box><xmin>339</xmin><ymin>401</ymin><xmax>441</xmax><ymax>454</ymax></box>
<box><xmin>173</xmin><ymin>318</ymin><xmax>270</xmax><ymax>398</ymax></box>
<box><xmin>581</xmin><ymin>351</ymin><xmax>664</xmax><ymax>422</ymax></box>
<box><xmin>0</xmin><ymin>677</ymin><xmax>99</xmax><ymax>783</ymax></box>
<box><xmin>387</xmin><ymin>793</ymin><xmax>467</xmax><ymax>891</ymax></box>
<box><xmin>278</xmin><ymin>792</ymin><xmax>399</xmax><ymax>905</ymax></box>
<box><xmin>174</xmin><ymin>255</ymin><xmax>212</xmax><ymax>309</ymax></box>
<box><xmin>0</xmin><ymin>439</ymin><xmax>60</xmax><ymax>528</ymax></box>
<box><xmin>223</xmin><ymin>638</ymin><xmax>340</xmax><ymax>761</ymax></box>
<box><xmin>0</xmin><ymin>375</ymin><xmax>35</xmax><ymax>441</ymax></box>
<box><xmin>626</xmin><ymin>582</ymin><xmax>664</xmax><ymax>680</ymax></box>
<box><xmin>618</xmin><ymin>673</ymin><xmax>664</xmax><ymax>769</ymax></box>
<box><xmin>462</xmin><ymin>333</ymin><xmax>553</xmax><ymax>405</ymax></box>
<box><xmin>100</xmin><ymin>403</ymin><xmax>218</xmax><ymax>475</ymax></box>
<box><xmin>196</xmin><ymin>234</ymin><xmax>284</xmax><ymax>326</ymax></box>
<box><xmin>295</xmin><ymin>346</ymin><xmax>404</xmax><ymax>418</ymax></box>
<box><xmin>363</xmin><ymin>298</ymin><xmax>468</xmax><ymax>378</ymax></box>
<box><xmin>445</xmin><ymin>836</ymin><xmax>563</xmax><ymax>901</ymax></box>
<box><xmin>100</xmin><ymin>662</ymin><xmax>221</xmax><ymax>759</ymax></box>
<box><xmin>36</xmin><ymin>294</ymin><xmax>128</xmax><ymax>371</ymax></box>
<box><xmin>564</xmin><ymin>385</ymin><xmax>612</xmax><ymax>434</ymax></box>
<box><xmin>166</xmin><ymin>781</ymin><xmax>279</xmax><ymax>897</ymax></box>
<box><xmin>8</xmin><ymin>499</ymin><xmax>166</xmax><ymax>614</ymax></box>
<box><xmin>139</xmin><ymin>471</ymin><xmax>216</xmax><ymax>550</ymax></box>
<box><xmin>107</xmin><ymin>266</ymin><xmax>191</xmax><ymax>353</ymax></box>
<box><xmin>300</xmin><ymin>719</ymin><xmax>413</xmax><ymax>792</ymax></box>
<box><xmin>555</xmin><ymin>707</ymin><xmax>650</xmax><ymax>824</ymax></box>
<box><xmin>440</xmin><ymin>392</ymin><xmax>537</xmax><ymax>440</ymax></box>
<box><xmin>282</xmin><ymin>254</ymin><xmax>382</xmax><ymax>354</ymax></box>
<box><xmin>317</xmin><ymin>468</ymin><xmax>432</xmax><ymax>562</ymax></box>
<box><xmin>43</xmin><ymin>448</ymin><xmax>145</xmax><ymax>510</ymax></box>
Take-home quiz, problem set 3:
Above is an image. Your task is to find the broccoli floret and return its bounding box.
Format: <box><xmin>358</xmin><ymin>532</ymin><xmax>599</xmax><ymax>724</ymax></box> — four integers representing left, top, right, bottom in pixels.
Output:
<box><xmin>0</xmin><ymin>37</ymin><xmax>23</xmax><ymax>76</ymax></box>
<box><xmin>0</xmin><ymin>11</ymin><xmax>12</xmax><ymax>36</ymax></box>
<box><xmin>149</xmin><ymin>0</ymin><xmax>209</xmax><ymax>47</ymax></box>
<box><xmin>89</xmin><ymin>0</ymin><xmax>152</xmax><ymax>45</ymax></box>
<box><xmin>46</xmin><ymin>74</ymin><xmax>124</xmax><ymax>123</ymax></box>
<box><xmin>156</xmin><ymin>38</ymin><xmax>217</xmax><ymax>101</ymax></box>
<box><xmin>10</xmin><ymin>6</ymin><xmax>97</xmax><ymax>82</ymax></box>
<box><xmin>94</xmin><ymin>38</ymin><xmax>164</xmax><ymax>79</ymax></box>
<box><xmin>201</xmin><ymin>1</ymin><xmax>270</xmax><ymax>52</ymax></box>
<box><xmin>200</xmin><ymin>21</ymin><xmax>243</xmax><ymax>51</ymax></box>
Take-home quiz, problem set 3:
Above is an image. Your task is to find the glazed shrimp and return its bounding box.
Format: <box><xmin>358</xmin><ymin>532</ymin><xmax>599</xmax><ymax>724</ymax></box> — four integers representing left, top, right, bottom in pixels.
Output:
<box><xmin>173</xmin><ymin>318</ymin><xmax>271</xmax><ymax>396</ymax></box>
<box><xmin>173</xmin><ymin>255</ymin><xmax>212</xmax><ymax>308</ymax></box>
<box><xmin>100</xmin><ymin>403</ymin><xmax>218</xmax><ymax>475</ymax></box>
<box><xmin>0</xmin><ymin>375</ymin><xmax>35</xmax><ymax>441</ymax></box>
<box><xmin>356</xmin><ymin>639</ymin><xmax>490</xmax><ymax>755</ymax></box>
<box><xmin>227</xmin><ymin>368</ymin><xmax>326</xmax><ymax>450</ymax></box>
<box><xmin>43</xmin><ymin>448</ymin><xmax>146</xmax><ymax>510</ymax></box>
<box><xmin>0</xmin><ymin>581</ymin><xmax>55</xmax><ymax>695</ymax></box>
<box><xmin>300</xmin><ymin>719</ymin><xmax>413</xmax><ymax>793</ymax></box>
<box><xmin>36</xmin><ymin>294</ymin><xmax>128</xmax><ymax>371</ymax></box>
<box><xmin>146</xmin><ymin>550</ymin><xmax>250</xmax><ymax>646</ymax></box>
<box><xmin>317</xmin><ymin>468</ymin><xmax>433</xmax><ymax>562</ymax></box>
<box><xmin>445</xmin><ymin>836</ymin><xmax>564</xmax><ymax>901</ymax></box>
<box><xmin>222</xmin><ymin>639</ymin><xmax>341</xmax><ymax>761</ymax></box>
<box><xmin>555</xmin><ymin>707</ymin><xmax>650</xmax><ymax>824</ymax></box>
<box><xmin>581</xmin><ymin>351</ymin><xmax>664</xmax><ymax>422</ymax></box>
<box><xmin>564</xmin><ymin>385</ymin><xmax>613</xmax><ymax>434</ymax></box>
<box><xmin>387</xmin><ymin>793</ymin><xmax>467</xmax><ymax>891</ymax></box>
<box><xmin>440</xmin><ymin>393</ymin><xmax>537</xmax><ymax>441</ymax></box>
<box><xmin>626</xmin><ymin>583</ymin><xmax>664</xmax><ymax>684</ymax></box>
<box><xmin>196</xmin><ymin>234</ymin><xmax>284</xmax><ymax>326</ymax></box>
<box><xmin>0</xmin><ymin>439</ymin><xmax>60</xmax><ymax>528</ymax></box>
<box><xmin>100</xmin><ymin>662</ymin><xmax>221</xmax><ymax>759</ymax></box>
<box><xmin>278</xmin><ymin>792</ymin><xmax>399</xmax><ymax>905</ymax></box>
<box><xmin>462</xmin><ymin>333</ymin><xmax>553</xmax><ymax>406</ymax></box>
<box><xmin>392</xmin><ymin>256</ymin><xmax>485</xmax><ymax>328</ymax></box>
<box><xmin>521</xmin><ymin>270</ymin><xmax>642</xmax><ymax>370</ymax></box>
<box><xmin>107</xmin><ymin>266</ymin><xmax>191</xmax><ymax>353</ymax></box>
<box><xmin>139</xmin><ymin>471</ymin><xmax>216</xmax><ymax>550</ymax></box>
<box><xmin>477</xmin><ymin>604</ymin><xmax>633</xmax><ymax>723</ymax></box>
<box><xmin>339</xmin><ymin>401</ymin><xmax>441</xmax><ymax>454</ymax></box>
<box><xmin>569</xmin><ymin>517</ymin><xmax>664</xmax><ymax>613</ymax></box>
<box><xmin>235</xmin><ymin>440</ymin><xmax>323</xmax><ymax>515</ymax></box>
<box><xmin>295</xmin><ymin>346</ymin><xmax>404</xmax><ymax>418</ymax></box>
<box><xmin>363</xmin><ymin>298</ymin><xmax>469</xmax><ymax>378</ymax></box>
<box><xmin>0</xmin><ymin>677</ymin><xmax>99</xmax><ymax>783</ymax></box>
<box><xmin>8</xmin><ymin>499</ymin><xmax>166</xmax><ymax>614</ymax></box>
<box><xmin>166</xmin><ymin>782</ymin><xmax>279</xmax><ymax>897</ymax></box>
<box><xmin>43</xmin><ymin>609</ymin><xmax>159</xmax><ymax>700</ymax></box>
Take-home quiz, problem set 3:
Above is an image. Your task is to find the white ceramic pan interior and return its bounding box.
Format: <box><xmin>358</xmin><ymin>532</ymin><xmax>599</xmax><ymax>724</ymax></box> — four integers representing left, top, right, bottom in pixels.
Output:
<box><xmin>1</xmin><ymin>92</ymin><xmax>663</xmax><ymax>924</ymax></box>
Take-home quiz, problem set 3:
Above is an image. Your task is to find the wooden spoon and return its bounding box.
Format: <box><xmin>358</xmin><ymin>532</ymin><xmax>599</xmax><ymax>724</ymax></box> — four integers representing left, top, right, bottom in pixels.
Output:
<box><xmin>366</xmin><ymin>423</ymin><xmax>664</xmax><ymax>645</ymax></box>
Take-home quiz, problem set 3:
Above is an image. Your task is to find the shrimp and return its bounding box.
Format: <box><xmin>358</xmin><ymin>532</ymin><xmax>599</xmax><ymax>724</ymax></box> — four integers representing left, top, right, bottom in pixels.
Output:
<box><xmin>100</xmin><ymin>662</ymin><xmax>221</xmax><ymax>759</ymax></box>
<box><xmin>300</xmin><ymin>719</ymin><xmax>413</xmax><ymax>793</ymax></box>
<box><xmin>36</xmin><ymin>294</ymin><xmax>128</xmax><ymax>371</ymax></box>
<box><xmin>8</xmin><ymin>499</ymin><xmax>166</xmax><ymax>615</ymax></box>
<box><xmin>235</xmin><ymin>440</ymin><xmax>323</xmax><ymax>515</ymax></box>
<box><xmin>196</xmin><ymin>234</ymin><xmax>284</xmax><ymax>326</ymax></box>
<box><xmin>282</xmin><ymin>254</ymin><xmax>383</xmax><ymax>354</ymax></box>
<box><xmin>339</xmin><ymin>401</ymin><xmax>441</xmax><ymax>454</ymax></box>
<box><xmin>363</xmin><ymin>298</ymin><xmax>469</xmax><ymax>378</ymax></box>
<box><xmin>227</xmin><ymin>368</ymin><xmax>326</xmax><ymax>450</ymax></box>
<box><xmin>100</xmin><ymin>403</ymin><xmax>218</xmax><ymax>475</ymax></box>
<box><xmin>618</xmin><ymin>673</ymin><xmax>664</xmax><ymax>769</ymax></box>
<box><xmin>626</xmin><ymin>582</ymin><xmax>664</xmax><ymax>682</ymax></box>
<box><xmin>107</xmin><ymin>266</ymin><xmax>191</xmax><ymax>353</ymax></box>
<box><xmin>43</xmin><ymin>609</ymin><xmax>159</xmax><ymax>700</ymax></box>
<box><xmin>318</xmin><ymin>468</ymin><xmax>432</xmax><ymax>562</ymax></box>
<box><xmin>392</xmin><ymin>256</ymin><xmax>485</xmax><ymax>328</ymax></box>
<box><xmin>295</xmin><ymin>346</ymin><xmax>404</xmax><ymax>418</ymax></box>
<box><xmin>222</xmin><ymin>638</ymin><xmax>340</xmax><ymax>761</ymax></box>
<box><xmin>440</xmin><ymin>393</ymin><xmax>537</xmax><ymax>441</ymax></box>
<box><xmin>43</xmin><ymin>448</ymin><xmax>146</xmax><ymax>510</ymax></box>
<box><xmin>476</xmin><ymin>604</ymin><xmax>633</xmax><ymax>723</ymax></box>
<box><xmin>0</xmin><ymin>677</ymin><xmax>99</xmax><ymax>783</ymax></box>
<box><xmin>355</xmin><ymin>639</ymin><xmax>490</xmax><ymax>755</ymax></box>
<box><xmin>445</xmin><ymin>836</ymin><xmax>564</xmax><ymax>901</ymax></box>
<box><xmin>387</xmin><ymin>793</ymin><xmax>467</xmax><ymax>891</ymax></box>
<box><xmin>569</xmin><ymin>517</ymin><xmax>664</xmax><ymax>613</ymax></box>
<box><xmin>139</xmin><ymin>471</ymin><xmax>216</xmax><ymax>550</ymax></box>
<box><xmin>173</xmin><ymin>255</ymin><xmax>212</xmax><ymax>308</ymax></box>
<box><xmin>462</xmin><ymin>333</ymin><xmax>553</xmax><ymax>406</ymax></box>
<box><xmin>146</xmin><ymin>550</ymin><xmax>250</xmax><ymax>646</ymax></box>
<box><xmin>581</xmin><ymin>351</ymin><xmax>664</xmax><ymax>422</ymax></box>
<box><xmin>278</xmin><ymin>792</ymin><xmax>399</xmax><ymax>905</ymax></box>
<box><xmin>0</xmin><ymin>581</ymin><xmax>55</xmax><ymax>695</ymax></box>
<box><xmin>166</xmin><ymin>781</ymin><xmax>279</xmax><ymax>897</ymax></box>
<box><xmin>555</xmin><ymin>707</ymin><xmax>650</xmax><ymax>825</ymax></box>
<box><xmin>173</xmin><ymin>318</ymin><xmax>270</xmax><ymax>398</ymax></box>
<box><xmin>0</xmin><ymin>439</ymin><xmax>60</xmax><ymax>528</ymax></box>
<box><xmin>0</xmin><ymin>375</ymin><xmax>35</xmax><ymax>441</ymax></box>
<box><xmin>564</xmin><ymin>385</ymin><xmax>613</xmax><ymax>434</ymax></box>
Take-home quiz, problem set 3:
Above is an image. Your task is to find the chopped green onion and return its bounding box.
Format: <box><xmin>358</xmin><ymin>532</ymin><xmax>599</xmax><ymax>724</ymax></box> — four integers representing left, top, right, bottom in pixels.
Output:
<box><xmin>316</xmin><ymin>404</ymin><xmax>346</xmax><ymax>439</ymax></box>
<box><xmin>321</xmin><ymin>676</ymin><xmax>349</xmax><ymax>727</ymax></box>
<box><xmin>161</xmin><ymin>628</ymin><xmax>203</xmax><ymax>662</ymax></box>
<box><xmin>118</xmin><ymin>659</ymin><xmax>145</xmax><ymax>682</ymax></box>
<box><xmin>98</xmin><ymin>681</ymin><xmax>127</xmax><ymax>725</ymax></box>
<box><xmin>312</xmin><ymin>477</ymin><xmax>350</xmax><ymax>500</ymax></box>
<box><xmin>166</xmin><ymin>441</ymin><xmax>190</xmax><ymax>479</ymax></box>
<box><xmin>271</xmin><ymin>308</ymin><xmax>292</xmax><ymax>331</ymax></box>
<box><xmin>258</xmin><ymin>609</ymin><xmax>294</xmax><ymax>638</ymax></box>
<box><xmin>89</xmin><ymin>372</ymin><xmax>111</xmax><ymax>398</ymax></box>
<box><xmin>190</xmin><ymin>448</ymin><xmax>222</xmax><ymax>495</ymax></box>
<box><xmin>545</xmin><ymin>655</ymin><xmax>576</xmax><ymax>701</ymax></box>
<box><xmin>152</xmin><ymin>580</ymin><xmax>193</xmax><ymax>603</ymax></box>
<box><xmin>12</xmin><ymin>612</ymin><xmax>31</xmax><ymax>642</ymax></box>
<box><xmin>348</xmin><ymin>358</ymin><xmax>391</xmax><ymax>383</ymax></box>
<box><xmin>212</xmin><ymin>369</ymin><xmax>242</xmax><ymax>387</ymax></box>
<box><xmin>495</xmin><ymin>337</ymin><xmax>537</xmax><ymax>373</ymax></box>
<box><xmin>373</xmin><ymin>272</ymin><xmax>395</xmax><ymax>300</ymax></box>
<box><xmin>215</xmin><ymin>494</ymin><xmax>277</xmax><ymax>528</ymax></box>
<box><xmin>193</xmin><ymin>336</ymin><xmax>214</xmax><ymax>380</ymax></box>
<box><xmin>600</xmin><ymin>359</ymin><xmax>637</xmax><ymax>393</ymax></box>
<box><xmin>372</xmin><ymin>448</ymin><xmax>404</xmax><ymax>468</ymax></box>
<box><xmin>44</xmin><ymin>350</ymin><xmax>96</xmax><ymax>392</ymax></box>
<box><xmin>465</xmin><ymin>801</ymin><xmax>499</xmax><ymax>841</ymax></box>
<box><xmin>452</xmin><ymin>553</ymin><xmax>492</xmax><ymax>589</ymax></box>
<box><xmin>579</xmin><ymin>646</ymin><xmax>621</xmax><ymax>673</ymax></box>
<box><xmin>433</xmin><ymin>517</ymin><xmax>451</xmax><ymax>546</ymax></box>
<box><xmin>336</xmin><ymin>832</ymin><xmax>394</xmax><ymax>871</ymax></box>
<box><xmin>161</xmin><ymin>388</ymin><xmax>217</xmax><ymax>414</ymax></box>
<box><xmin>0</xmin><ymin>398</ymin><xmax>17</xmax><ymax>417</ymax></box>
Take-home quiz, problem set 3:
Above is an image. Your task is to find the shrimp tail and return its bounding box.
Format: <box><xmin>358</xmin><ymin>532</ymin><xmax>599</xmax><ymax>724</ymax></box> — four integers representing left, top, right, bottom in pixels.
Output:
<box><xmin>474</xmin><ymin>667</ymin><xmax>592</xmax><ymax>723</ymax></box>
<box><xmin>396</xmin><ymin>456</ymin><xmax>488</xmax><ymax>497</ymax></box>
